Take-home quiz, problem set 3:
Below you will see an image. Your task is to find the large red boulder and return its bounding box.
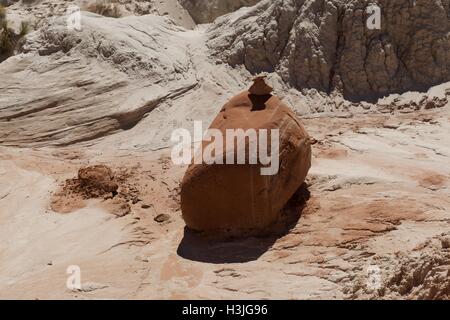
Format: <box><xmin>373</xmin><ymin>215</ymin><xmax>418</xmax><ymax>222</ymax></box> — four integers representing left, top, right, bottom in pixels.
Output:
<box><xmin>180</xmin><ymin>78</ymin><xmax>311</xmax><ymax>236</ymax></box>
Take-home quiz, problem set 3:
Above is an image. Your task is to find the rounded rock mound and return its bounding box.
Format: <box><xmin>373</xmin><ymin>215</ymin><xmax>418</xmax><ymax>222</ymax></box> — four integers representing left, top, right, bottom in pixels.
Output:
<box><xmin>78</xmin><ymin>165</ymin><xmax>118</xmax><ymax>194</ymax></box>
<box><xmin>180</xmin><ymin>78</ymin><xmax>312</xmax><ymax>237</ymax></box>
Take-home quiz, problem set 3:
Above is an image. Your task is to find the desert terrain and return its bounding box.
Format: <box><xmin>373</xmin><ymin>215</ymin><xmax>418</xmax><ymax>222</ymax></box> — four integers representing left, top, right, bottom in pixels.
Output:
<box><xmin>0</xmin><ymin>0</ymin><xmax>449</xmax><ymax>300</ymax></box>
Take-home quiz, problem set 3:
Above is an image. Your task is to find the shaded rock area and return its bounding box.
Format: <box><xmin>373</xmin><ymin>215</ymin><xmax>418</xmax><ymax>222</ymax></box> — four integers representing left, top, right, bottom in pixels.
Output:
<box><xmin>0</xmin><ymin>0</ymin><xmax>449</xmax><ymax>301</ymax></box>
<box><xmin>179</xmin><ymin>0</ymin><xmax>261</xmax><ymax>24</ymax></box>
<box><xmin>181</xmin><ymin>78</ymin><xmax>312</xmax><ymax>236</ymax></box>
<box><xmin>208</xmin><ymin>0</ymin><xmax>450</xmax><ymax>100</ymax></box>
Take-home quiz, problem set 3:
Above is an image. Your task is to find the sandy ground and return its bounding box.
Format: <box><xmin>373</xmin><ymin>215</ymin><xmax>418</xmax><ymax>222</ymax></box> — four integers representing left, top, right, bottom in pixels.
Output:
<box><xmin>1</xmin><ymin>105</ymin><xmax>449</xmax><ymax>299</ymax></box>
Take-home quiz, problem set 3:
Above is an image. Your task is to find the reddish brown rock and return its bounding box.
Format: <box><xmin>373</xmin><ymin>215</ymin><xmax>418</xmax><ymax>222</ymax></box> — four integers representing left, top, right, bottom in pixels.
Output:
<box><xmin>180</xmin><ymin>79</ymin><xmax>311</xmax><ymax>236</ymax></box>
<box><xmin>78</xmin><ymin>165</ymin><xmax>118</xmax><ymax>193</ymax></box>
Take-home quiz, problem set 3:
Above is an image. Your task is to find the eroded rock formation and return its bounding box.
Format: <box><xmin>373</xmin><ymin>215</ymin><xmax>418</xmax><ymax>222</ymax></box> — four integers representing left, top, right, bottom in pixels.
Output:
<box><xmin>180</xmin><ymin>78</ymin><xmax>311</xmax><ymax>236</ymax></box>
<box><xmin>208</xmin><ymin>0</ymin><xmax>450</xmax><ymax>100</ymax></box>
<box><xmin>0</xmin><ymin>13</ymin><xmax>197</xmax><ymax>146</ymax></box>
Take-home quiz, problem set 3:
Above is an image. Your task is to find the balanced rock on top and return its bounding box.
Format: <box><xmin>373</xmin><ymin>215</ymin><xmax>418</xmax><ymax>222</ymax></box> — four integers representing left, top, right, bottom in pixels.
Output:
<box><xmin>180</xmin><ymin>77</ymin><xmax>312</xmax><ymax>237</ymax></box>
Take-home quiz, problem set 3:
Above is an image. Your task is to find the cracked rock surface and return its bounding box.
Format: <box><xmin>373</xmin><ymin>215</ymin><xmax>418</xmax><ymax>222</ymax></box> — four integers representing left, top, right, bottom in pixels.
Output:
<box><xmin>208</xmin><ymin>0</ymin><xmax>450</xmax><ymax>100</ymax></box>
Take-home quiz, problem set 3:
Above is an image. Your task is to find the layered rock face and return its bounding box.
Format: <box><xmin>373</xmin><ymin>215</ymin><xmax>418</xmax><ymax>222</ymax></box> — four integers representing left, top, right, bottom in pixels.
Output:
<box><xmin>179</xmin><ymin>0</ymin><xmax>261</xmax><ymax>23</ymax></box>
<box><xmin>180</xmin><ymin>79</ymin><xmax>311</xmax><ymax>236</ymax></box>
<box><xmin>0</xmin><ymin>13</ymin><xmax>197</xmax><ymax>146</ymax></box>
<box><xmin>208</xmin><ymin>0</ymin><xmax>450</xmax><ymax>100</ymax></box>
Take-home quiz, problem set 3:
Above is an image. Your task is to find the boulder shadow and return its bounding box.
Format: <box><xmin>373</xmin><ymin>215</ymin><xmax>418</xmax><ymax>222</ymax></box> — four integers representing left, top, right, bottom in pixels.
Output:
<box><xmin>176</xmin><ymin>183</ymin><xmax>310</xmax><ymax>264</ymax></box>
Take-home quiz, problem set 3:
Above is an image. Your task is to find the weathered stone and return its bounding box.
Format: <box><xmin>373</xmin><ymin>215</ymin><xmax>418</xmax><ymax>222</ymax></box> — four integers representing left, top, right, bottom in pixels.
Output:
<box><xmin>78</xmin><ymin>165</ymin><xmax>118</xmax><ymax>193</ymax></box>
<box><xmin>180</xmin><ymin>80</ymin><xmax>311</xmax><ymax>236</ymax></box>
<box><xmin>208</xmin><ymin>0</ymin><xmax>450</xmax><ymax>100</ymax></box>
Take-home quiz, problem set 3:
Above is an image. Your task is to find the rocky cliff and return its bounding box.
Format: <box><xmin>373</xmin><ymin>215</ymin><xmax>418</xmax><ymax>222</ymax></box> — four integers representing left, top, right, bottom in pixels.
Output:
<box><xmin>208</xmin><ymin>0</ymin><xmax>450</xmax><ymax>100</ymax></box>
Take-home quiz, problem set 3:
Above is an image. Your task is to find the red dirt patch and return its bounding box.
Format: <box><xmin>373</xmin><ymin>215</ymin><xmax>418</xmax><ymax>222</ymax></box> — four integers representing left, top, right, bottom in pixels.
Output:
<box><xmin>50</xmin><ymin>165</ymin><xmax>140</xmax><ymax>214</ymax></box>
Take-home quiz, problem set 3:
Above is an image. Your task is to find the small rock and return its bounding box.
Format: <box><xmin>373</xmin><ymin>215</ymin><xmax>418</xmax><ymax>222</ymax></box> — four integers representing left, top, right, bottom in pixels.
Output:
<box><xmin>108</xmin><ymin>199</ymin><xmax>131</xmax><ymax>217</ymax></box>
<box><xmin>132</xmin><ymin>197</ymin><xmax>141</xmax><ymax>204</ymax></box>
<box><xmin>324</xmin><ymin>184</ymin><xmax>341</xmax><ymax>192</ymax></box>
<box><xmin>441</xmin><ymin>236</ymin><xmax>450</xmax><ymax>249</ymax></box>
<box><xmin>78</xmin><ymin>282</ymin><xmax>109</xmax><ymax>292</ymax></box>
<box><xmin>154</xmin><ymin>214</ymin><xmax>170</xmax><ymax>223</ymax></box>
<box><xmin>383</xmin><ymin>120</ymin><xmax>400</xmax><ymax>129</ymax></box>
<box><xmin>78</xmin><ymin>165</ymin><xmax>118</xmax><ymax>193</ymax></box>
<box><xmin>141</xmin><ymin>203</ymin><xmax>151</xmax><ymax>209</ymax></box>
